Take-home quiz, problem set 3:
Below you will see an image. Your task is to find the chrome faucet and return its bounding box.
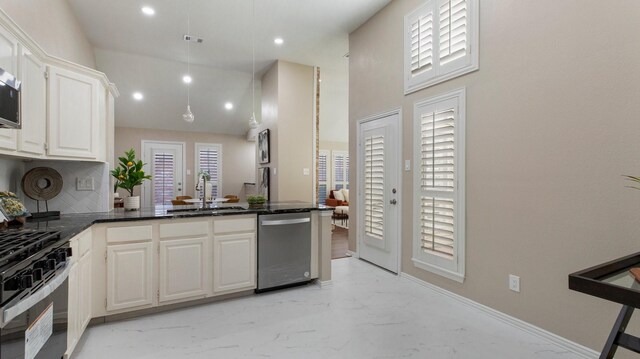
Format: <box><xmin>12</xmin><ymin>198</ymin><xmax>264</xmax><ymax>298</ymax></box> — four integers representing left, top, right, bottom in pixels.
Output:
<box><xmin>201</xmin><ymin>174</ymin><xmax>208</xmax><ymax>209</ymax></box>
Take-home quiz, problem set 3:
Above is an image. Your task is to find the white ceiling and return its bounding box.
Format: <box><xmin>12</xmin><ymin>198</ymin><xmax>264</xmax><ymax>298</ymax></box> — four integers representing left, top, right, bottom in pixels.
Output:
<box><xmin>67</xmin><ymin>0</ymin><xmax>390</xmax><ymax>137</ymax></box>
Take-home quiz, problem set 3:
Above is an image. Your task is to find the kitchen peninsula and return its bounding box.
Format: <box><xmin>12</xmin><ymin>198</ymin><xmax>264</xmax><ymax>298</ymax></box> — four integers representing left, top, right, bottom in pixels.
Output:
<box><xmin>21</xmin><ymin>202</ymin><xmax>332</xmax><ymax>357</ymax></box>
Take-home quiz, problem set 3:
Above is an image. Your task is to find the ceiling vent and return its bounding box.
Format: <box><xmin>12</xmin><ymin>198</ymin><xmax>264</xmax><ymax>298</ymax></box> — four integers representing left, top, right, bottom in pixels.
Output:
<box><xmin>184</xmin><ymin>34</ymin><xmax>204</xmax><ymax>43</ymax></box>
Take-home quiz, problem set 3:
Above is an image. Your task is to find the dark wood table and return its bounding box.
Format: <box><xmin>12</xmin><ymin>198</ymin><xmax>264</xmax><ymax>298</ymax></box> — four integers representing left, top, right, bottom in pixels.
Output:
<box><xmin>569</xmin><ymin>252</ymin><xmax>640</xmax><ymax>358</ymax></box>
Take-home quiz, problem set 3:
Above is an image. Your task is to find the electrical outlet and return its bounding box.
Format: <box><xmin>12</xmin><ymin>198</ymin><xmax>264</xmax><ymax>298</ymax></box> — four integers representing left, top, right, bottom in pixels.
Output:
<box><xmin>76</xmin><ymin>177</ymin><xmax>95</xmax><ymax>191</ymax></box>
<box><xmin>303</xmin><ymin>168</ymin><xmax>310</xmax><ymax>176</ymax></box>
<box><xmin>509</xmin><ymin>275</ymin><xmax>520</xmax><ymax>292</ymax></box>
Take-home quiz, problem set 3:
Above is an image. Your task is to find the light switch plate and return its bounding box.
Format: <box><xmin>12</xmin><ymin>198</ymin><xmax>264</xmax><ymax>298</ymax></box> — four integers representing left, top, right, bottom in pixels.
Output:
<box><xmin>405</xmin><ymin>160</ymin><xmax>411</xmax><ymax>171</ymax></box>
<box><xmin>76</xmin><ymin>177</ymin><xmax>95</xmax><ymax>191</ymax></box>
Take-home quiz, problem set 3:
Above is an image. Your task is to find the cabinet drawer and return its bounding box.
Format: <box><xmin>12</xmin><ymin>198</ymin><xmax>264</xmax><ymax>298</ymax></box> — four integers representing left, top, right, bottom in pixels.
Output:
<box><xmin>160</xmin><ymin>221</ymin><xmax>208</xmax><ymax>239</ymax></box>
<box><xmin>213</xmin><ymin>217</ymin><xmax>255</xmax><ymax>234</ymax></box>
<box><xmin>107</xmin><ymin>225</ymin><xmax>152</xmax><ymax>244</ymax></box>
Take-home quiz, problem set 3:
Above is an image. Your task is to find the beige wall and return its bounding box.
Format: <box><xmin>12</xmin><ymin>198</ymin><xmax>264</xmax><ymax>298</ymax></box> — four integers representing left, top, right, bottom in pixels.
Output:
<box><xmin>260</xmin><ymin>62</ymin><xmax>279</xmax><ymax>201</ymax></box>
<box><xmin>115</xmin><ymin>127</ymin><xmax>255</xmax><ymax>200</ymax></box>
<box><xmin>320</xmin><ymin>141</ymin><xmax>348</xmax><ymax>153</ymax></box>
<box><xmin>259</xmin><ymin>60</ymin><xmax>315</xmax><ymax>202</ymax></box>
<box><xmin>350</xmin><ymin>0</ymin><xmax>640</xmax><ymax>355</ymax></box>
<box><xmin>0</xmin><ymin>0</ymin><xmax>96</xmax><ymax>68</ymax></box>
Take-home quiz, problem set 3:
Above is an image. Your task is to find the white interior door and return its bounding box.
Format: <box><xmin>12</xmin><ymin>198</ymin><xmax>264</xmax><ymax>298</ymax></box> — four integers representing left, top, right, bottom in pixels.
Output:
<box><xmin>357</xmin><ymin>111</ymin><xmax>401</xmax><ymax>273</ymax></box>
<box><xmin>142</xmin><ymin>141</ymin><xmax>184</xmax><ymax>207</ymax></box>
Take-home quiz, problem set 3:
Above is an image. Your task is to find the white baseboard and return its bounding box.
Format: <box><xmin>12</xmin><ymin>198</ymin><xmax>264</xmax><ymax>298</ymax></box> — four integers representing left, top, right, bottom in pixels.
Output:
<box><xmin>399</xmin><ymin>273</ymin><xmax>599</xmax><ymax>359</ymax></box>
<box><xmin>317</xmin><ymin>280</ymin><xmax>333</xmax><ymax>288</ymax></box>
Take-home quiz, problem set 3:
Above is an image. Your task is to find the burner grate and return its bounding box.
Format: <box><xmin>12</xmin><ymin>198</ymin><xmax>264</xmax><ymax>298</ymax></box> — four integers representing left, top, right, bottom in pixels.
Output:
<box><xmin>0</xmin><ymin>230</ymin><xmax>61</xmax><ymax>267</ymax></box>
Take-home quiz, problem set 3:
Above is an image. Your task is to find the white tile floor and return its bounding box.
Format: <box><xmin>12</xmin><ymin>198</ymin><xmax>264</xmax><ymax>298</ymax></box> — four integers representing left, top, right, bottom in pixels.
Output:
<box><xmin>74</xmin><ymin>258</ymin><xmax>586</xmax><ymax>359</ymax></box>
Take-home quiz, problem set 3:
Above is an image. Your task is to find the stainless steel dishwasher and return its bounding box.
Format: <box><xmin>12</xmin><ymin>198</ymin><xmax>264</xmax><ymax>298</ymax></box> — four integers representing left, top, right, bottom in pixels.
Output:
<box><xmin>257</xmin><ymin>212</ymin><xmax>312</xmax><ymax>292</ymax></box>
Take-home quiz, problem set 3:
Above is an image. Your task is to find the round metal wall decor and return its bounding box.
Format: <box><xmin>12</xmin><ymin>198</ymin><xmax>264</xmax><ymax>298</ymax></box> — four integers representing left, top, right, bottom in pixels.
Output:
<box><xmin>21</xmin><ymin>167</ymin><xmax>64</xmax><ymax>201</ymax></box>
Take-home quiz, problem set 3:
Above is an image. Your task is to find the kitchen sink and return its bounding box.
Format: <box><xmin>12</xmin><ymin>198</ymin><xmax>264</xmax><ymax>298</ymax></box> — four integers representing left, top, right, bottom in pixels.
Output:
<box><xmin>167</xmin><ymin>206</ymin><xmax>247</xmax><ymax>214</ymax></box>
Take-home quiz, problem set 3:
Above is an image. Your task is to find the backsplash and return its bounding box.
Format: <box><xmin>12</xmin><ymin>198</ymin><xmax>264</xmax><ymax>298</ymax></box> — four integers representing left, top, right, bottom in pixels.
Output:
<box><xmin>0</xmin><ymin>158</ymin><xmax>23</xmax><ymax>193</ymax></box>
<box><xmin>21</xmin><ymin>161</ymin><xmax>110</xmax><ymax>214</ymax></box>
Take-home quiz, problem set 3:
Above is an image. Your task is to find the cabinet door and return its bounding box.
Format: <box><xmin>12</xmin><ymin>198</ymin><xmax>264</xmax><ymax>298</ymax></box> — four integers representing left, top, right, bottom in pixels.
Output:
<box><xmin>78</xmin><ymin>250</ymin><xmax>92</xmax><ymax>331</ymax></box>
<box><xmin>66</xmin><ymin>261</ymin><xmax>79</xmax><ymax>354</ymax></box>
<box><xmin>159</xmin><ymin>237</ymin><xmax>208</xmax><ymax>303</ymax></box>
<box><xmin>213</xmin><ymin>232</ymin><xmax>256</xmax><ymax>294</ymax></box>
<box><xmin>47</xmin><ymin>66</ymin><xmax>99</xmax><ymax>159</ymax></box>
<box><xmin>0</xmin><ymin>26</ymin><xmax>18</xmax><ymax>150</ymax></box>
<box><xmin>107</xmin><ymin>242</ymin><xmax>154</xmax><ymax>312</ymax></box>
<box><xmin>17</xmin><ymin>46</ymin><xmax>46</xmax><ymax>155</ymax></box>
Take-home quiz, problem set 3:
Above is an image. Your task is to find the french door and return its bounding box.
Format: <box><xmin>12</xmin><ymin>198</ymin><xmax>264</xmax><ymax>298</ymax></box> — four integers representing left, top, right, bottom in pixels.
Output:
<box><xmin>142</xmin><ymin>141</ymin><xmax>185</xmax><ymax>207</ymax></box>
<box><xmin>357</xmin><ymin>110</ymin><xmax>401</xmax><ymax>273</ymax></box>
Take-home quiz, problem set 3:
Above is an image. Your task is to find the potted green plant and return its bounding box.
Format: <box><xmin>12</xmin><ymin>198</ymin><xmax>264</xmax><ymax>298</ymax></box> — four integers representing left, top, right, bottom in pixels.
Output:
<box><xmin>111</xmin><ymin>148</ymin><xmax>151</xmax><ymax>210</ymax></box>
<box><xmin>247</xmin><ymin>195</ymin><xmax>266</xmax><ymax>209</ymax></box>
<box><xmin>624</xmin><ymin>175</ymin><xmax>640</xmax><ymax>190</ymax></box>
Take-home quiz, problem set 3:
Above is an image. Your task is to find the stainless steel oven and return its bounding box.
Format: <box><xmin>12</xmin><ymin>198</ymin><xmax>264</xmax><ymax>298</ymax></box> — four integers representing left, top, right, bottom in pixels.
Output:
<box><xmin>0</xmin><ymin>230</ymin><xmax>70</xmax><ymax>359</ymax></box>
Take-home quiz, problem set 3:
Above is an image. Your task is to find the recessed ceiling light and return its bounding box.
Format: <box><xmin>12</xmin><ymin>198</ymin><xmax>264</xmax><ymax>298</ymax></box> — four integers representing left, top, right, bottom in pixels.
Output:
<box><xmin>224</xmin><ymin>102</ymin><xmax>233</xmax><ymax>110</ymax></box>
<box><xmin>182</xmin><ymin>75</ymin><xmax>192</xmax><ymax>84</ymax></box>
<box><xmin>274</xmin><ymin>37</ymin><xmax>284</xmax><ymax>45</ymax></box>
<box><xmin>141</xmin><ymin>6</ymin><xmax>155</xmax><ymax>16</ymax></box>
<box><xmin>133</xmin><ymin>92</ymin><xmax>144</xmax><ymax>101</ymax></box>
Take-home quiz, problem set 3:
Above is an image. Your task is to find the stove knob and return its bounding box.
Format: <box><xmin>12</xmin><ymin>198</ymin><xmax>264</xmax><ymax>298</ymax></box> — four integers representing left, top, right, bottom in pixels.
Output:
<box><xmin>65</xmin><ymin>247</ymin><xmax>73</xmax><ymax>257</ymax></box>
<box><xmin>4</xmin><ymin>277</ymin><xmax>19</xmax><ymax>291</ymax></box>
<box><xmin>34</xmin><ymin>260</ymin><xmax>47</xmax><ymax>270</ymax></box>
<box><xmin>20</xmin><ymin>275</ymin><xmax>33</xmax><ymax>289</ymax></box>
<box><xmin>56</xmin><ymin>250</ymin><xmax>67</xmax><ymax>263</ymax></box>
<box><xmin>47</xmin><ymin>258</ymin><xmax>57</xmax><ymax>270</ymax></box>
<box><xmin>32</xmin><ymin>268</ymin><xmax>43</xmax><ymax>281</ymax></box>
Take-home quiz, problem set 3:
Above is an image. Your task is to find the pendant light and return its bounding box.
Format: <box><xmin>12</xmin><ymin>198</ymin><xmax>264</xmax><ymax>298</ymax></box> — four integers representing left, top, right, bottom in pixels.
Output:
<box><xmin>248</xmin><ymin>0</ymin><xmax>258</xmax><ymax>129</ymax></box>
<box><xmin>182</xmin><ymin>2</ymin><xmax>195</xmax><ymax>123</ymax></box>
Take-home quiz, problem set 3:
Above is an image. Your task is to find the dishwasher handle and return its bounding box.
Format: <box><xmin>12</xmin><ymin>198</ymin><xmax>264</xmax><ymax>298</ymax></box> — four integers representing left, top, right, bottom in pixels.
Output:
<box><xmin>261</xmin><ymin>218</ymin><xmax>311</xmax><ymax>226</ymax></box>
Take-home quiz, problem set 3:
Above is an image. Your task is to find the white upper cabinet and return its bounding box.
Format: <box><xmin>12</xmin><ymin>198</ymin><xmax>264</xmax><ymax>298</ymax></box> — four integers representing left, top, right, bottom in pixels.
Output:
<box><xmin>17</xmin><ymin>45</ymin><xmax>46</xmax><ymax>155</ymax></box>
<box><xmin>47</xmin><ymin>65</ymin><xmax>100</xmax><ymax>159</ymax></box>
<box><xmin>0</xmin><ymin>25</ymin><xmax>18</xmax><ymax>150</ymax></box>
<box><xmin>0</xmin><ymin>10</ymin><xmax>116</xmax><ymax>161</ymax></box>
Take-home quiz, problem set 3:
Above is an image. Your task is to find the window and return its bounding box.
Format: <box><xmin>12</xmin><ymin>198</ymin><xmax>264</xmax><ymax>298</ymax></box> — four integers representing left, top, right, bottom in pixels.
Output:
<box><xmin>333</xmin><ymin>151</ymin><xmax>349</xmax><ymax>190</ymax></box>
<box><xmin>152</xmin><ymin>151</ymin><xmax>176</xmax><ymax>205</ymax></box>
<box><xmin>413</xmin><ymin>88</ymin><xmax>465</xmax><ymax>282</ymax></box>
<box><xmin>195</xmin><ymin>143</ymin><xmax>222</xmax><ymax>198</ymax></box>
<box><xmin>404</xmin><ymin>0</ymin><xmax>478</xmax><ymax>94</ymax></box>
<box><xmin>318</xmin><ymin>150</ymin><xmax>330</xmax><ymax>204</ymax></box>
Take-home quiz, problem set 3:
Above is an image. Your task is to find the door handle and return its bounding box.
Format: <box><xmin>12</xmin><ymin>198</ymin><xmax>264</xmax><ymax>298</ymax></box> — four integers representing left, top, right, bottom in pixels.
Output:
<box><xmin>390</xmin><ymin>199</ymin><xmax>397</xmax><ymax>205</ymax></box>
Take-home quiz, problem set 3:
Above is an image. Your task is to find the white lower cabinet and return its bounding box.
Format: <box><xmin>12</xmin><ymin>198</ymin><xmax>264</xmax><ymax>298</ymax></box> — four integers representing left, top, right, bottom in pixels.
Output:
<box><xmin>78</xmin><ymin>248</ymin><xmax>92</xmax><ymax>330</ymax></box>
<box><xmin>66</xmin><ymin>229</ymin><xmax>92</xmax><ymax>357</ymax></box>
<box><xmin>66</xmin><ymin>261</ymin><xmax>79</xmax><ymax>355</ymax></box>
<box><xmin>99</xmin><ymin>215</ymin><xmax>256</xmax><ymax>314</ymax></box>
<box><xmin>159</xmin><ymin>237</ymin><xmax>209</xmax><ymax>303</ymax></box>
<box><xmin>106</xmin><ymin>242</ymin><xmax>154</xmax><ymax>311</ymax></box>
<box><xmin>213</xmin><ymin>232</ymin><xmax>256</xmax><ymax>294</ymax></box>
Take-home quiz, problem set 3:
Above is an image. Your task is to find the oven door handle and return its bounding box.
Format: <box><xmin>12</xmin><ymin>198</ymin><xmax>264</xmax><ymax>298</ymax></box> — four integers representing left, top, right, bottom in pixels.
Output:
<box><xmin>1</xmin><ymin>263</ymin><xmax>71</xmax><ymax>328</ymax></box>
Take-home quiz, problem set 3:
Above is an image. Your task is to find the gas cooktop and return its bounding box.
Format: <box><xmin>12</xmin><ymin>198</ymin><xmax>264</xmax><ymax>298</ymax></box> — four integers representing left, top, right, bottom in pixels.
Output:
<box><xmin>0</xmin><ymin>229</ymin><xmax>61</xmax><ymax>268</ymax></box>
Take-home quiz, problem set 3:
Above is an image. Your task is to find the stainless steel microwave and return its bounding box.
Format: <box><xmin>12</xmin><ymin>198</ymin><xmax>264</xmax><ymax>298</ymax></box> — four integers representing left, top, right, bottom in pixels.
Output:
<box><xmin>0</xmin><ymin>67</ymin><xmax>21</xmax><ymax>129</ymax></box>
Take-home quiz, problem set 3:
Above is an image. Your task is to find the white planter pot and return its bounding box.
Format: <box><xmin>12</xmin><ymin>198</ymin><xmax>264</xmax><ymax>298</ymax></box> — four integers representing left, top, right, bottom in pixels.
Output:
<box><xmin>124</xmin><ymin>196</ymin><xmax>140</xmax><ymax>211</ymax></box>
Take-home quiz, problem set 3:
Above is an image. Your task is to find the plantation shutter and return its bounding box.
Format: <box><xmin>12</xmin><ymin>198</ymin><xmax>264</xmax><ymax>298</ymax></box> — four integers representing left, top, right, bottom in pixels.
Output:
<box><xmin>410</xmin><ymin>8</ymin><xmax>434</xmax><ymax>76</ymax></box>
<box><xmin>333</xmin><ymin>152</ymin><xmax>349</xmax><ymax>191</ymax></box>
<box><xmin>420</xmin><ymin>108</ymin><xmax>455</xmax><ymax>258</ymax></box>
<box><xmin>197</xmin><ymin>146</ymin><xmax>220</xmax><ymax>198</ymax></box>
<box><xmin>439</xmin><ymin>0</ymin><xmax>468</xmax><ymax>67</ymax></box>
<box><xmin>364</xmin><ymin>135</ymin><xmax>385</xmax><ymax>240</ymax></box>
<box><xmin>405</xmin><ymin>0</ymin><xmax>476</xmax><ymax>94</ymax></box>
<box><xmin>152</xmin><ymin>152</ymin><xmax>175</xmax><ymax>205</ymax></box>
<box><xmin>318</xmin><ymin>150</ymin><xmax>329</xmax><ymax>204</ymax></box>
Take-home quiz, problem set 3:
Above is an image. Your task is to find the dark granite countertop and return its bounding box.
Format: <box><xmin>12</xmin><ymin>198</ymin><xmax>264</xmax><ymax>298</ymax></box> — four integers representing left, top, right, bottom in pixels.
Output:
<box><xmin>18</xmin><ymin>202</ymin><xmax>333</xmax><ymax>242</ymax></box>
